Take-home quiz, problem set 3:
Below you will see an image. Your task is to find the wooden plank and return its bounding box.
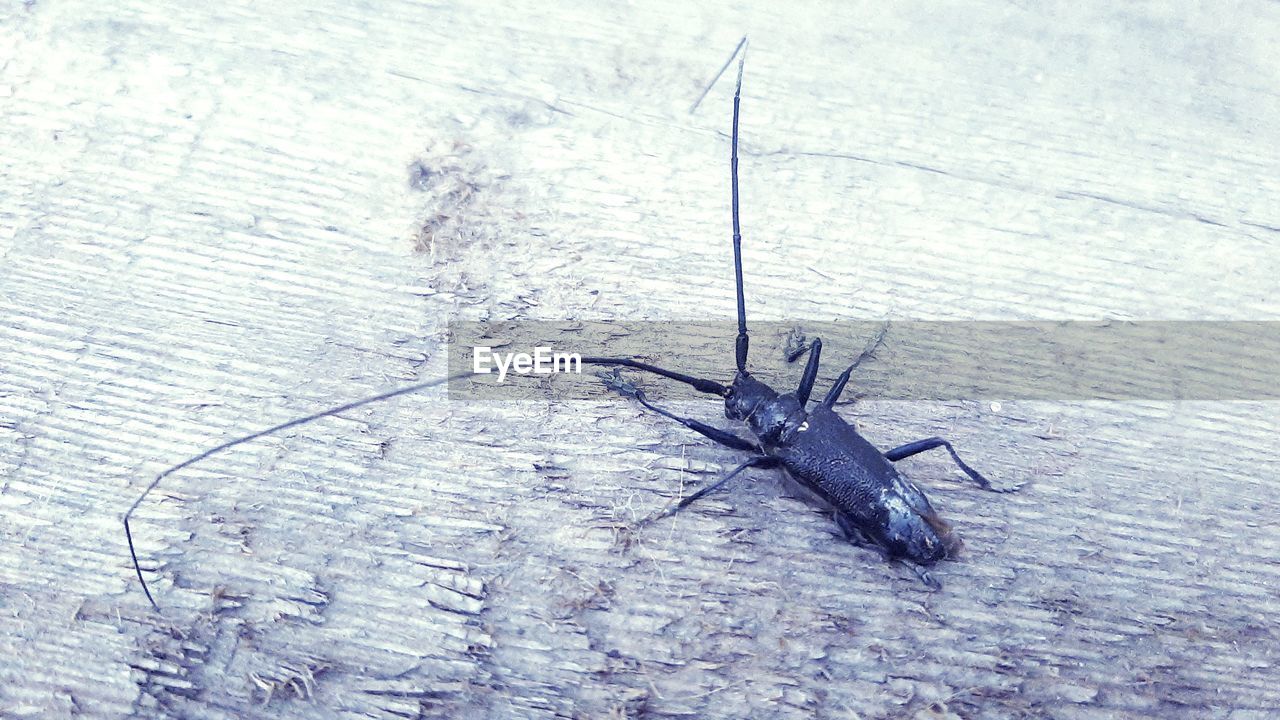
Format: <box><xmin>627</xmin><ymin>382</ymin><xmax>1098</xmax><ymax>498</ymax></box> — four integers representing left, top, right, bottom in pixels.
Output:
<box><xmin>2</xmin><ymin>1</ymin><xmax>1278</xmax><ymax>717</ymax></box>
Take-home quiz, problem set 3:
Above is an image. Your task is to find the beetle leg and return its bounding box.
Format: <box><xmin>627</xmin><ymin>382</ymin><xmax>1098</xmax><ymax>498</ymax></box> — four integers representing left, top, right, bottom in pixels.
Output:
<box><xmin>836</xmin><ymin>512</ymin><xmax>943</xmax><ymax>589</ymax></box>
<box><xmin>795</xmin><ymin>337</ymin><xmax>823</xmax><ymax>405</ymax></box>
<box><xmin>819</xmin><ymin>322</ymin><xmax>890</xmax><ymax>409</ymax></box>
<box><xmin>645</xmin><ymin>455</ymin><xmax>780</xmax><ymax>524</ymax></box>
<box><xmin>834</xmin><ymin>511</ymin><xmax>877</xmax><ymax>548</ymax></box>
<box><xmin>597</xmin><ymin>370</ymin><xmax>759</xmax><ymax>452</ymax></box>
<box><xmin>904</xmin><ymin>561</ymin><xmax>942</xmax><ymax>590</ymax></box>
<box><xmin>884</xmin><ymin>436</ymin><xmax>1018</xmax><ymax>493</ymax></box>
<box><xmin>783</xmin><ymin>326</ymin><xmax>811</xmax><ymax>363</ymax></box>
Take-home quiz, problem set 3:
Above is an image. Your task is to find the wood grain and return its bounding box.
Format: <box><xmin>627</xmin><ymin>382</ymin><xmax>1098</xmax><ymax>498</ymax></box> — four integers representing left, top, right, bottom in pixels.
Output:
<box><xmin>2</xmin><ymin>1</ymin><xmax>1277</xmax><ymax>717</ymax></box>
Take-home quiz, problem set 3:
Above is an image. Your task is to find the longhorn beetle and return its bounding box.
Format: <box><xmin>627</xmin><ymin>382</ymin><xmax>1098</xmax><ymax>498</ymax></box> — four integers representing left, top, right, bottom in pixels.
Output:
<box><xmin>579</xmin><ymin>40</ymin><xmax>1016</xmax><ymax>588</ymax></box>
<box><xmin>125</xmin><ymin>39</ymin><xmax>1014</xmax><ymax>610</ymax></box>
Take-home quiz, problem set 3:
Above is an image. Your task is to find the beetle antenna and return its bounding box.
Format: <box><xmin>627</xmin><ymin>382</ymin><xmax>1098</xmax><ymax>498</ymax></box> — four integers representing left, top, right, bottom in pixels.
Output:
<box><xmin>688</xmin><ymin>35</ymin><xmax>749</xmax><ymax>115</ymax></box>
<box><xmin>125</xmin><ymin>372</ymin><xmax>472</xmax><ymax>611</ymax></box>
<box><xmin>730</xmin><ymin>39</ymin><xmax>749</xmax><ymax>372</ymax></box>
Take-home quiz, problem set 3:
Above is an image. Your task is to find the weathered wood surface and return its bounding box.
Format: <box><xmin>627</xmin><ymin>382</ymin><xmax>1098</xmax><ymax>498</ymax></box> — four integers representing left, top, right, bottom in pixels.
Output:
<box><xmin>2</xmin><ymin>1</ymin><xmax>1278</xmax><ymax>718</ymax></box>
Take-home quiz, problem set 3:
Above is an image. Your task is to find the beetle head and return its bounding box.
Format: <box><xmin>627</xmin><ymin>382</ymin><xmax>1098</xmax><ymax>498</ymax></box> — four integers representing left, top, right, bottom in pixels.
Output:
<box><xmin>725</xmin><ymin>373</ymin><xmax>806</xmax><ymax>445</ymax></box>
<box><xmin>724</xmin><ymin>372</ymin><xmax>775</xmax><ymax>422</ymax></box>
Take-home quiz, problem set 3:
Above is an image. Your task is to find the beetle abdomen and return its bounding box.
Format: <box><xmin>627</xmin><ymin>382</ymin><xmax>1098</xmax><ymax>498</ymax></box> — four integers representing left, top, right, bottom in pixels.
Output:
<box><xmin>775</xmin><ymin>407</ymin><xmax>962</xmax><ymax>564</ymax></box>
